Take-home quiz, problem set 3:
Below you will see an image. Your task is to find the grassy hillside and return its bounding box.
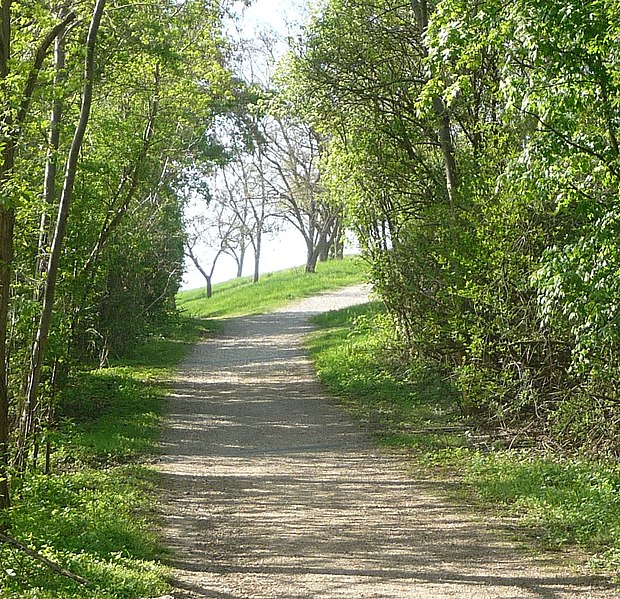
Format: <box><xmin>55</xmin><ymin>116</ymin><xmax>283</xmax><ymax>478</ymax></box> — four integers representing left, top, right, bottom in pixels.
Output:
<box><xmin>177</xmin><ymin>256</ymin><xmax>367</xmax><ymax>318</ymax></box>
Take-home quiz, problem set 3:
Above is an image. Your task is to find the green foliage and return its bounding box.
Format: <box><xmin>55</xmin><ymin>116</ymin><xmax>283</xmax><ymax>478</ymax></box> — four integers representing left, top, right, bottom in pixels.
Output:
<box><xmin>0</xmin><ymin>0</ymin><xmax>235</xmax><ymax>500</ymax></box>
<box><xmin>288</xmin><ymin>0</ymin><xmax>620</xmax><ymax>455</ymax></box>
<box><xmin>177</xmin><ymin>256</ymin><xmax>367</xmax><ymax>318</ymax></box>
<box><xmin>310</xmin><ymin>302</ymin><xmax>620</xmax><ymax>573</ymax></box>
<box><xmin>57</xmin><ymin>368</ymin><xmax>164</xmax><ymax>465</ymax></box>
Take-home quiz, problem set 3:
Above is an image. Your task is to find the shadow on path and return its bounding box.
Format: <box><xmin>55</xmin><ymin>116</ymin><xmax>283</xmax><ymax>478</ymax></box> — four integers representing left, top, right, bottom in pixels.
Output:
<box><xmin>155</xmin><ymin>286</ymin><xmax>616</xmax><ymax>599</ymax></box>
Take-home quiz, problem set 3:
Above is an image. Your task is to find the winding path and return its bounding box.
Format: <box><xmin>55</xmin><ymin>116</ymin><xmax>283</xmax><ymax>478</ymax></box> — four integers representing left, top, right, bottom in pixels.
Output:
<box><xmin>155</xmin><ymin>285</ymin><xmax>616</xmax><ymax>598</ymax></box>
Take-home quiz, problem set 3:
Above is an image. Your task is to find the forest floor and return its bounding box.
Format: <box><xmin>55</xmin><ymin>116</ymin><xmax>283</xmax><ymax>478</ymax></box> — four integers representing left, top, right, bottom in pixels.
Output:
<box><xmin>154</xmin><ymin>285</ymin><xmax>617</xmax><ymax>598</ymax></box>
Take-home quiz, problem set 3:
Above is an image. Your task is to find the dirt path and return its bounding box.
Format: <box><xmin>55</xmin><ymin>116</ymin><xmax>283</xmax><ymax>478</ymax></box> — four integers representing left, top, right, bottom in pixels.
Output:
<box><xmin>155</xmin><ymin>285</ymin><xmax>616</xmax><ymax>598</ymax></box>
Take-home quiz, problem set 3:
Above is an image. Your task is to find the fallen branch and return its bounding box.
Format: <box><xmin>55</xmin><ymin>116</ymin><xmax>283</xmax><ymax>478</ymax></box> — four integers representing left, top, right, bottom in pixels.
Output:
<box><xmin>0</xmin><ymin>532</ymin><xmax>89</xmax><ymax>585</ymax></box>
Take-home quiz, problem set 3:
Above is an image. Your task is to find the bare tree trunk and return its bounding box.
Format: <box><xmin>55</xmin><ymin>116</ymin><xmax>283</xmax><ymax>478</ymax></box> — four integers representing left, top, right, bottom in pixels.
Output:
<box><xmin>37</xmin><ymin>27</ymin><xmax>67</xmax><ymax>281</ymax></box>
<box><xmin>185</xmin><ymin>242</ymin><xmax>222</xmax><ymax>299</ymax></box>
<box><xmin>236</xmin><ymin>244</ymin><xmax>245</xmax><ymax>278</ymax></box>
<box><xmin>253</xmin><ymin>228</ymin><xmax>262</xmax><ymax>283</ymax></box>
<box><xmin>0</xmin><ymin>205</ymin><xmax>13</xmax><ymax>510</ymax></box>
<box><xmin>305</xmin><ymin>241</ymin><xmax>320</xmax><ymax>273</ymax></box>
<box><xmin>17</xmin><ymin>0</ymin><xmax>106</xmax><ymax>470</ymax></box>
<box><xmin>330</xmin><ymin>217</ymin><xmax>344</xmax><ymax>259</ymax></box>
<box><xmin>318</xmin><ymin>232</ymin><xmax>329</xmax><ymax>262</ymax></box>
<box><xmin>432</xmin><ymin>96</ymin><xmax>458</xmax><ymax>201</ymax></box>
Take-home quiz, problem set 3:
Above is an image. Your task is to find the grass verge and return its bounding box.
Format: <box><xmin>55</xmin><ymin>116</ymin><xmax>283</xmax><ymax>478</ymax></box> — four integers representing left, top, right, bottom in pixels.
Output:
<box><xmin>0</xmin><ymin>318</ymin><xmax>210</xmax><ymax>598</ymax></box>
<box><xmin>307</xmin><ymin>301</ymin><xmax>620</xmax><ymax>577</ymax></box>
<box><xmin>177</xmin><ymin>255</ymin><xmax>367</xmax><ymax>318</ymax></box>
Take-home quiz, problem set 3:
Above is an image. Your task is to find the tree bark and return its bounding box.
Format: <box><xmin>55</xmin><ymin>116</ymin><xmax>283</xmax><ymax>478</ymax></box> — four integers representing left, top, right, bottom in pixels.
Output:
<box><xmin>236</xmin><ymin>244</ymin><xmax>245</xmax><ymax>278</ymax></box>
<box><xmin>0</xmin><ymin>206</ymin><xmax>13</xmax><ymax>510</ymax></box>
<box><xmin>17</xmin><ymin>0</ymin><xmax>106</xmax><ymax>469</ymax></box>
<box><xmin>411</xmin><ymin>0</ymin><xmax>458</xmax><ymax>202</ymax></box>
<box><xmin>318</xmin><ymin>231</ymin><xmax>329</xmax><ymax>262</ymax></box>
<box><xmin>305</xmin><ymin>241</ymin><xmax>320</xmax><ymax>273</ymax></box>
<box><xmin>0</xmin><ymin>0</ymin><xmax>16</xmax><ymax>511</ymax></box>
<box><xmin>432</xmin><ymin>96</ymin><xmax>458</xmax><ymax>201</ymax></box>
<box><xmin>253</xmin><ymin>228</ymin><xmax>262</xmax><ymax>283</ymax></box>
<box><xmin>37</xmin><ymin>30</ymin><xmax>67</xmax><ymax>282</ymax></box>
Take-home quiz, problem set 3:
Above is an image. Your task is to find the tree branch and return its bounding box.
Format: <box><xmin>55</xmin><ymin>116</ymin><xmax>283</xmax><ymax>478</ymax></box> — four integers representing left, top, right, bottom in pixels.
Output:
<box><xmin>17</xmin><ymin>11</ymin><xmax>77</xmax><ymax>127</ymax></box>
<box><xmin>0</xmin><ymin>532</ymin><xmax>89</xmax><ymax>585</ymax></box>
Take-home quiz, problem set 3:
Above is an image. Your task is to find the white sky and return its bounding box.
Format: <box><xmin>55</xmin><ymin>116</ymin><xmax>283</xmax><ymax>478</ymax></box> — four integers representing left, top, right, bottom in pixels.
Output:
<box><xmin>238</xmin><ymin>0</ymin><xmax>309</xmax><ymax>34</ymax></box>
<box><xmin>180</xmin><ymin>0</ymin><xmax>310</xmax><ymax>290</ymax></box>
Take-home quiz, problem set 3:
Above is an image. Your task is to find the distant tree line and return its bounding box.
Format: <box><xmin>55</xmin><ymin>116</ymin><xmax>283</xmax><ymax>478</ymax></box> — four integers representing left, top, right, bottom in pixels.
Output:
<box><xmin>285</xmin><ymin>0</ymin><xmax>620</xmax><ymax>455</ymax></box>
<box><xmin>185</xmin><ymin>31</ymin><xmax>345</xmax><ymax>293</ymax></box>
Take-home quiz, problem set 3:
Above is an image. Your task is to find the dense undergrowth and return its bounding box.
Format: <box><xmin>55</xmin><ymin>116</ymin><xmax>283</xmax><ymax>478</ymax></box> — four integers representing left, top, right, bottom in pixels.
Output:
<box><xmin>308</xmin><ymin>302</ymin><xmax>620</xmax><ymax>578</ymax></box>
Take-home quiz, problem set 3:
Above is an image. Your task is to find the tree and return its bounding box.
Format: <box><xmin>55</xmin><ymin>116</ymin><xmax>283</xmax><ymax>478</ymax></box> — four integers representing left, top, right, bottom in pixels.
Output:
<box><xmin>0</xmin><ymin>0</ymin><xmax>234</xmax><ymax>497</ymax></box>
<box><xmin>0</xmin><ymin>0</ymin><xmax>76</xmax><ymax>509</ymax></box>
<box><xmin>258</xmin><ymin>115</ymin><xmax>342</xmax><ymax>273</ymax></box>
<box><xmin>184</xmin><ymin>204</ymin><xmax>234</xmax><ymax>299</ymax></box>
<box><xmin>220</xmin><ymin>156</ymin><xmax>277</xmax><ymax>282</ymax></box>
<box><xmin>288</xmin><ymin>0</ymin><xmax>620</xmax><ymax>454</ymax></box>
<box><xmin>16</xmin><ymin>0</ymin><xmax>106</xmax><ymax>471</ymax></box>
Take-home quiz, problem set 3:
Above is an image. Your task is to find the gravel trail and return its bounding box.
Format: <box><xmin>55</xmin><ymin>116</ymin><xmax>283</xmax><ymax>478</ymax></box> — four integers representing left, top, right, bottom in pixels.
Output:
<box><xmin>155</xmin><ymin>285</ymin><xmax>616</xmax><ymax>598</ymax></box>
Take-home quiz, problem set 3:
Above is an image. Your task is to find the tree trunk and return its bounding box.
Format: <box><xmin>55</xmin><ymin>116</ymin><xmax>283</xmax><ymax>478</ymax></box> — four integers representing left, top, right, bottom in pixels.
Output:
<box><xmin>411</xmin><ymin>0</ymin><xmax>457</xmax><ymax>203</ymax></box>
<box><xmin>185</xmin><ymin>243</ymin><xmax>221</xmax><ymax>299</ymax></box>
<box><xmin>37</xmin><ymin>28</ymin><xmax>66</xmax><ymax>281</ymax></box>
<box><xmin>0</xmin><ymin>205</ymin><xmax>13</xmax><ymax>511</ymax></box>
<box><xmin>0</xmin><ymin>0</ymin><xmax>15</xmax><ymax>511</ymax></box>
<box><xmin>236</xmin><ymin>244</ymin><xmax>245</xmax><ymax>278</ymax></box>
<box><xmin>17</xmin><ymin>0</ymin><xmax>106</xmax><ymax>469</ymax></box>
<box><xmin>305</xmin><ymin>242</ymin><xmax>320</xmax><ymax>273</ymax></box>
<box><xmin>331</xmin><ymin>217</ymin><xmax>344</xmax><ymax>259</ymax></box>
<box><xmin>0</xmin><ymin>3</ymin><xmax>74</xmax><ymax>497</ymax></box>
<box><xmin>253</xmin><ymin>229</ymin><xmax>262</xmax><ymax>283</ymax></box>
<box><xmin>318</xmin><ymin>232</ymin><xmax>329</xmax><ymax>262</ymax></box>
<box><xmin>432</xmin><ymin>96</ymin><xmax>458</xmax><ymax>201</ymax></box>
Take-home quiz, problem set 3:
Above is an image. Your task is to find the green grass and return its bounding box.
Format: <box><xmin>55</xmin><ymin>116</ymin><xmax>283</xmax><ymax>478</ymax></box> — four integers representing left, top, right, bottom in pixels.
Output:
<box><xmin>4</xmin><ymin>468</ymin><xmax>169</xmax><ymax>598</ymax></box>
<box><xmin>0</xmin><ymin>319</ymin><xmax>209</xmax><ymax>598</ymax></box>
<box><xmin>177</xmin><ymin>256</ymin><xmax>367</xmax><ymax>318</ymax></box>
<box><xmin>307</xmin><ymin>301</ymin><xmax>620</xmax><ymax>577</ymax></box>
<box><xmin>421</xmin><ymin>448</ymin><xmax>620</xmax><ymax>571</ymax></box>
<box><xmin>308</xmin><ymin>303</ymin><xmax>463</xmax><ymax>449</ymax></box>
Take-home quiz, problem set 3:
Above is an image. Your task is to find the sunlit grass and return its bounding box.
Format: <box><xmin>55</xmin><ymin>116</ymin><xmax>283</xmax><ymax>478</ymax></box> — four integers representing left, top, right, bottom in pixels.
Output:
<box><xmin>307</xmin><ymin>303</ymin><xmax>462</xmax><ymax>449</ymax></box>
<box><xmin>308</xmin><ymin>301</ymin><xmax>620</xmax><ymax>576</ymax></box>
<box><xmin>0</xmin><ymin>321</ymin><xmax>209</xmax><ymax>597</ymax></box>
<box><xmin>177</xmin><ymin>256</ymin><xmax>367</xmax><ymax>318</ymax></box>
